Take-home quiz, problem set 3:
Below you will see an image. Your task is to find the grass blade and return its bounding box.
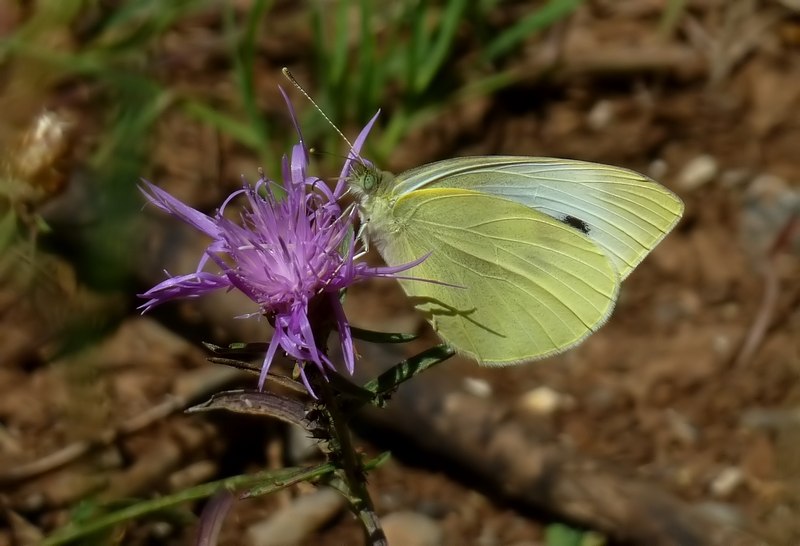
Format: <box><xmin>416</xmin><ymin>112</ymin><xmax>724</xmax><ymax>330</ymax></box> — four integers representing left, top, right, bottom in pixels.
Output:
<box><xmin>182</xmin><ymin>99</ymin><xmax>265</xmax><ymax>149</ymax></box>
<box><xmin>483</xmin><ymin>0</ymin><xmax>583</xmax><ymax>62</ymax></box>
<box><xmin>415</xmin><ymin>0</ymin><xmax>468</xmax><ymax>93</ymax></box>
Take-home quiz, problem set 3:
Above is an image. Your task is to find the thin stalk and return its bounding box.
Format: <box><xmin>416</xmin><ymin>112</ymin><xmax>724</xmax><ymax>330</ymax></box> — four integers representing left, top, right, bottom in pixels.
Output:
<box><xmin>305</xmin><ymin>295</ymin><xmax>386</xmax><ymax>545</ymax></box>
<box><xmin>42</xmin><ymin>463</ymin><xmax>335</xmax><ymax>546</ymax></box>
<box><xmin>315</xmin><ymin>375</ymin><xmax>387</xmax><ymax>545</ymax></box>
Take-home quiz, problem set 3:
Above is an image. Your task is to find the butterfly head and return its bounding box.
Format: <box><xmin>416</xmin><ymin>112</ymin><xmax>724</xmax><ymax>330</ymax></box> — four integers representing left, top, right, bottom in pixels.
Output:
<box><xmin>346</xmin><ymin>160</ymin><xmax>393</xmax><ymax>201</ymax></box>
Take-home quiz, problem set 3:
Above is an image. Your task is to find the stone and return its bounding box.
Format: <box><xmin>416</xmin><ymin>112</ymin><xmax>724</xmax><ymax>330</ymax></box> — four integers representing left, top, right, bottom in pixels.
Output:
<box><xmin>245</xmin><ymin>488</ymin><xmax>345</xmax><ymax>546</ymax></box>
<box><xmin>382</xmin><ymin>511</ymin><xmax>444</xmax><ymax>546</ymax></box>
<box><xmin>677</xmin><ymin>155</ymin><xmax>718</xmax><ymax>191</ymax></box>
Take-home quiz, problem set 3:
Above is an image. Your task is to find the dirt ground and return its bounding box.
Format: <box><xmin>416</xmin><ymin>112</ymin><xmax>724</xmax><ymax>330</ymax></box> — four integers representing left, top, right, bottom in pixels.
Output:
<box><xmin>2</xmin><ymin>1</ymin><xmax>800</xmax><ymax>545</ymax></box>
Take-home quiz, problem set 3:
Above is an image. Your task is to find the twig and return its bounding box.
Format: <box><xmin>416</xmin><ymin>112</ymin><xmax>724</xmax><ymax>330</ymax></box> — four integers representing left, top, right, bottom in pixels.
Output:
<box><xmin>352</xmin><ymin>343</ymin><xmax>749</xmax><ymax>546</ymax></box>
<box><xmin>0</xmin><ymin>367</ymin><xmax>242</xmax><ymax>486</ymax></box>
<box><xmin>733</xmin><ymin>212</ymin><xmax>800</xmax><ymax>368</ymax></box>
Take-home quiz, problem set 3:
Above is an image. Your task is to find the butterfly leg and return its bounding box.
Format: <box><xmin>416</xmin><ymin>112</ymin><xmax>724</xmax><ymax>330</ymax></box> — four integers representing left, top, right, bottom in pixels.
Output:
<box><xmin>355</xmin><ymin>221</ymin><xmax>370</xmax><ymax>252</ymax></box>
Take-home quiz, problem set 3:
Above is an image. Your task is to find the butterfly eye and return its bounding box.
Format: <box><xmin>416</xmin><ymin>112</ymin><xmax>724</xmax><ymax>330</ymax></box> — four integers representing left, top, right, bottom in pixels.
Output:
<box><xmin>362</xmin><ymin>172</ymin><xmax>378</xmax><ymax>192</ymax></box>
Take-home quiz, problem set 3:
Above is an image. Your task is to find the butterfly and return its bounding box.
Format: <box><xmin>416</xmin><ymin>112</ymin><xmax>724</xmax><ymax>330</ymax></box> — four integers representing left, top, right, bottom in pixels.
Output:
<box><xmin>347</xmin><ymin>156</ymin><xmax>684</xmax><ymax>365</ymax></box>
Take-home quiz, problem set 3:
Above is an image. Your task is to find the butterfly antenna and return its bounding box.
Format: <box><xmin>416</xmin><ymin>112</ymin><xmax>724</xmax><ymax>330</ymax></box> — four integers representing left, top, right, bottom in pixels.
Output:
<box><xmin>281</xmin><ymin>67</ymin><xmax>354</xmax><ymax>152</ymax></box>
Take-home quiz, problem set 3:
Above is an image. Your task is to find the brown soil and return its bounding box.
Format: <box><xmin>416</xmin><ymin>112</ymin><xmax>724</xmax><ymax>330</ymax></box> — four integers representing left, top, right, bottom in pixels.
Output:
<box><xmin>1</xmin><ymin>2</ymin><xmax>799</xmax><ymax>545</ymax></box>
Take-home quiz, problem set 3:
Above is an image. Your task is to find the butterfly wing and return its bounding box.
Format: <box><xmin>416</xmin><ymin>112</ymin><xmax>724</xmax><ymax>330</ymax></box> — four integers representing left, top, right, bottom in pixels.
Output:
<box><xmin>391</xmin><ymin>157</ymin><xmax>684</xmax><ymax>279</ymax></box>
<box><xmin>373</xmin><ymin>187</ymin><xmax>619</xmax><ymax>365</ymax></box>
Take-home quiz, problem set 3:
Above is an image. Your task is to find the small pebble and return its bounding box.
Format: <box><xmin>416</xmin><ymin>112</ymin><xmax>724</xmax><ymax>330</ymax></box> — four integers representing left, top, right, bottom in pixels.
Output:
<box><xmin>382</xmin><ymin>511</ymin><xmax>444</xmax><ymax>546</ymax></box>
<box><xmin>741</xmin><ymin>173</ymin><xmax>800</xmax><ymax>258</ymax></box>
<box><xmin>648</xmin><ymin>158</ymin><xmax>669</xmax><ymax>181</ymax></box>
<box><xmin>695</xmin><ymin>501</ymin><xmax>743</xmax><ymax>526</ymax></box>
<box><xmin>246</xmin><ymin>488</ymin><xmax>345</xmax><ymax>546</ymax></box>
<box><xmin>378</xmin><ymin>487</ymin><xmax>407</xmax><ymax>513</ymax></box>
<box><xmin>517</xmin><ymin>386</ymin><xmax>572</xmax><ymax>415</ymax></box>
<box><xmin>712</xmin><ymin>333</ymin><xmax>734</xmax><ymax>356</ymax></box>
<box><xmin>416</xmin><ymin>499</ymin><xmax>451</xmax><ymax>519</ymax></box>
<box><xmin>720</xmin><ymin>168</ymin><xmax>753</xmax><ymax>188</ymax></box>
<box><xmin>286</xmin><ymin>424</ymin><xmax>321</xmax><ymax>464</ymax></box>
<box><xmin>710</xmin><ymin>467</ymin><xmax>744</xmax><ymax>498</ymax></box>
<box><xmin>586</xmin><ymin>100</ymin><xmax>615</xmax><ymax>131</ymax></box>
<box><xmin>746</xmin><ymin>173</ymin><xmax>790</xmax><ymax>201</ymax></box>
<box><xmin>463</xmin><ymin>377</ymin><xmax>493</xmax><ymax>398</ymax></box>
<box><xmin>678</xmin><ymin>155</ymin><xmax>718</xmax><ymax>191</ymax></box>
<box><xmin>168</xmin><ymin>460</ymin><xmax>217</xmax><ymax>490</ymax></box>
<box><xmin>150</xmin><ymin>521</ymin><xmax>174</xmax><ymax>539</ymax></box>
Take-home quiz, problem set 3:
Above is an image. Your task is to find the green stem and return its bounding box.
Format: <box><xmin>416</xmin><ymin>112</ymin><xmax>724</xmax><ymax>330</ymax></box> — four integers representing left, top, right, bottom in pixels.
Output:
<box><xmin>316</xmin><ymin>376</ymin><xmax>387</xmax><ymax>546</ymax></box>
<box><xmin>43</xmin><ymin>464</ymin><xmax>332</xmax><ymax>546</ymax></box>
<box><xmin>43</xmin><ymin>454</ymin><xmax>390</xmax><ymax>546</ymax></box>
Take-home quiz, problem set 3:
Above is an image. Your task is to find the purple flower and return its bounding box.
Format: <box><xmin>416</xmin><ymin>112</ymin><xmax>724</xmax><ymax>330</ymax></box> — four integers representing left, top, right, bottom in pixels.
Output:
<box><xmin>139</xmin><ymin>91</ymin><xmax>416</xmax><ymax>393</ymax></box>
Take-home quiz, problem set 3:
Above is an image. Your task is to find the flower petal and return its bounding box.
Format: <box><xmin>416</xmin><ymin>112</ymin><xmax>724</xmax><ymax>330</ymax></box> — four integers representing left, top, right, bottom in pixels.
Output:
<box><xmin>335</xmin><ymin>110</ymin><xmax>380</xmax><ymax>198</ymax></box>
<box><xmin>139</xmin><ymin>181</ymin><xmax>219</xmax><ymax>238</ymax></box>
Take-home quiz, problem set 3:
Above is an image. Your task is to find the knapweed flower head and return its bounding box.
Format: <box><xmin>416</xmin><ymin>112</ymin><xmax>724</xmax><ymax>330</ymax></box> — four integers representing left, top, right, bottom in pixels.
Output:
<box><xmin>139</xmin><ymin>92</ymin><xmax>415</xmax><ymax>394</ymax></box>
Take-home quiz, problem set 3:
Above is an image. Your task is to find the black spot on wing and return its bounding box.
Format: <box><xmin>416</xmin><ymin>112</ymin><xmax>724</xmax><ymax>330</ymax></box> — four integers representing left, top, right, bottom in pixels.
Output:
<box><xmin>562</xmin><ymin>215</ymin><xmax>590</xmax><ymax>235</ymax></box>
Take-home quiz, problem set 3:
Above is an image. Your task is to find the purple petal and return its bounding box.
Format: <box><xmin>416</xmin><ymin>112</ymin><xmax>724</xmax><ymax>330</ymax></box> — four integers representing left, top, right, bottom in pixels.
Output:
<box><xmin>195</xmin><ymin>491</ymin><xmax>235</xmax><ymax>546</ymax></box>
<box><xmin>139</xmin><ymin>181</ymin><xmax>219</xmax><ymax>238</ymax></box>
<box><xmin>258</xmin><ymin>328</ymin><xmax>283</xmax><ymax>390</ymax></box>
<box><xmin>290</xmin><ymin>143</ymin><xmax>307</xmax><ymax>185</ymax></box>
<box><xmin>279</xmin><ymin>86</ymin><xmax>305</xmax><ymax>152</ymax></box>
<box><xmin>296</xmin><ymin>365</ymin><xmax>317</xmax><ymax>399</ymax></box>
<box><xmin>330</xmin><ymin>294</ymin><xmax>355</xmax><ymax>374</ymax></box>
<box><xmin>137</xmin><ymin>272</ymin><xmax>231</xmax><ymax>312</ymax></box>
<box><xmin>335</xmin><ymin>110</ymin><xmax>380</xmax><ymax>198</ymax></box>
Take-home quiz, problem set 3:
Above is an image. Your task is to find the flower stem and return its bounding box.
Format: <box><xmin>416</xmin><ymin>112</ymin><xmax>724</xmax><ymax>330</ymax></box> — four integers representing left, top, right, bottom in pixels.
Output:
<box><xmin>315</xmin><ymin>374</ymin><xmax>387</xmax><ymax>546</ymax></box>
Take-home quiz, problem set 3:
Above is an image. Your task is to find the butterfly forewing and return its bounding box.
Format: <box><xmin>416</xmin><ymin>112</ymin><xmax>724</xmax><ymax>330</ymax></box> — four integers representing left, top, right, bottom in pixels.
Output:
<box><xmin>391</xmin><ymin>157</ymin><xmax>684</xmax><ymax>279</ymax></box>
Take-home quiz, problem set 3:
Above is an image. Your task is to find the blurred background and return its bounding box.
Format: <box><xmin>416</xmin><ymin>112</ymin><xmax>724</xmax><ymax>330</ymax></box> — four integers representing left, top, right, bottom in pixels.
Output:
<box><xmin>1</xmin><ymin>1</ymin><xmax>799</xmax><ymax>545</ymax></box>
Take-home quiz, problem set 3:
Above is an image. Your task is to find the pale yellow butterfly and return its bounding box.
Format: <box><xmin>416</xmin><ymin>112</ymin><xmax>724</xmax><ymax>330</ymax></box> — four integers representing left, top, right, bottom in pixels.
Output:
<box><xmin>347</xmin><ymin>157</ymin><xmax>683</xmax><ymax>365</ymax></box>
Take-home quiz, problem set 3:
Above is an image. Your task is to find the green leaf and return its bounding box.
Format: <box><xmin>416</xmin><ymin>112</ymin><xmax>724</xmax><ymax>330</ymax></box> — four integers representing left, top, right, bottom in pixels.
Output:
<box><xmin>545</xmin><ymin>523</ymin><xmax>584</xmax><ymax>546</ymax></box>
<box><xmin>349</xmin><ymin>326</ymin><xmax>419</xmax><ymax>344</ymax></box>
<box><xmin>544</xmin><ymin>523</ymin><xmax>605</xmax><ymax>546</ymax></box>
<box><xmin>363</xmin><ymin>344</ymin><xmax>455</xmax><ymax>399</ymax></box>
<box><xmin>187</xmin><ymin>389</ymin><xmax>309</xmax><ymax>426</ymax></box>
